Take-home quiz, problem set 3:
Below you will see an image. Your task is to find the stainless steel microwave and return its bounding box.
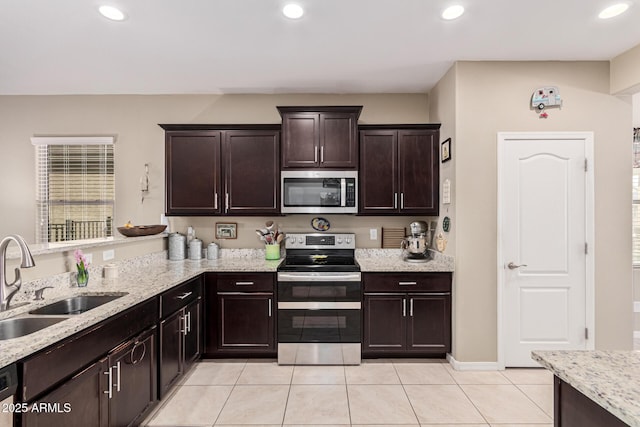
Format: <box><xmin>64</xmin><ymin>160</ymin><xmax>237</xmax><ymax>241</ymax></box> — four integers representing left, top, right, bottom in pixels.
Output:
<box><xmin>281</xmin><ymin>170</ymin><xmax>357</xmax><ymax>214</ymax></box>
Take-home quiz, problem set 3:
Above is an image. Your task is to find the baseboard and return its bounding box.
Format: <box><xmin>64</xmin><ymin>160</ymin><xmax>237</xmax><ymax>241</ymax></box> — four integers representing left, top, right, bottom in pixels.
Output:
<box><xmin>446</xmin><ymin>353</ymin><xmax>501</xmax><ymax>371</ymax></box>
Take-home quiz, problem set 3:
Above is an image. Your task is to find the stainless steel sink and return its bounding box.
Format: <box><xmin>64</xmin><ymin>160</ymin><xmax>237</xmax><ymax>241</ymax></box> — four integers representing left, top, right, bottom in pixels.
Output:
<box><xmin>28</xmin><ymin>293</ymin><xmax>128</xmax><ymax>316</ymax></box>
<box><xmin>0</xmin><ymin>317</ymin><xmax>67</xmax><ymax>340</ymax></box>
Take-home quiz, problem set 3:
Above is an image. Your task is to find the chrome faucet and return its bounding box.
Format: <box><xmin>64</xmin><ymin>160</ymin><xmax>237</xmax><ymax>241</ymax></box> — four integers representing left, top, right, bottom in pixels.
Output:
<box><xmin>0</xmin><ymin>235</ymin><xmax>36</xmax><ymax>311</ymax></box>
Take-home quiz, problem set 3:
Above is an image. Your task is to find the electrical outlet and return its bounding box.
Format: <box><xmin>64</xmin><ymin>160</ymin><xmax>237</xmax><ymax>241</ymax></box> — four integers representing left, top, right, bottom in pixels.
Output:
<box><xmin>103</xmin><ymin>249</ymin><xmax>115</xmax><ymax>261</ymax></box>
<box><xmin>369</xmin><ymin>228</ymin><xmax>378</xmax><ymax>240</ymax></box>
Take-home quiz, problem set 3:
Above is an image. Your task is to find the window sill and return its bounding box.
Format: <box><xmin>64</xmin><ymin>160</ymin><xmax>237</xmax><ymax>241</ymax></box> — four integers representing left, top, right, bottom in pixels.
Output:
<box><xmin>5</xmin><ymin>233</ymin><xmax>168</xmax><ymax>260</ymax></box>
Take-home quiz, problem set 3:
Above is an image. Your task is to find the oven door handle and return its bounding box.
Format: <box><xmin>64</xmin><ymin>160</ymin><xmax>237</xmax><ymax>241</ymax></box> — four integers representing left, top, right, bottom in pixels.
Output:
<box><xmin>277</xmin><ymin>272</ymin><xmax>361</xmax><ymax>282</ymax></box>
<box><xmin>278</xmin><ymin>301</ymin><xmax>361</xmax><ymax>310</ymax></box>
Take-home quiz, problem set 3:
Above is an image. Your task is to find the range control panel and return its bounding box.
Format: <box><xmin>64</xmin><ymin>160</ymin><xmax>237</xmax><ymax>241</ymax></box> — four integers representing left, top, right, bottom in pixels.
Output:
<box><xmin>285</xmin><ymin>233</ymin><xmax>355</xmax><ymax>250</ymax></box>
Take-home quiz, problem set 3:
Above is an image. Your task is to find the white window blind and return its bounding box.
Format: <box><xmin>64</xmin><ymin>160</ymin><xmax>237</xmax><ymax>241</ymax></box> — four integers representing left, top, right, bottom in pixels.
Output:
<box><xmin>32</xmin><ymin>136</ymin><xmax>115</xmax><ymax>243</ymax></box>
<box><xmin>634</xmin><ymin>128</ymin><xmax>640</xmax><ymax>265</ymax></box>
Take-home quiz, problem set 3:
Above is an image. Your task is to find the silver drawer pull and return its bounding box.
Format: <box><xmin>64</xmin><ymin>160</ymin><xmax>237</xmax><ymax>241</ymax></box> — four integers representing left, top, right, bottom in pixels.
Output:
<box><xmin>235</xmin><ymin>281</ymin><xmax>254</xmax><ymax>286</ymax></box>
<box><xmin>398</xmin><ymin>281</ymin><xmax>417</xmax><ymax>286</ymax></box>
<box><xmin>176</xmin><ymin>291</ymin><xmax>193</xmax><ymax>300</ymax></box>
<box><xmin>103</xmin><ymin>367</ymin><xmax>113</xmax><ymax>399</ymax></box>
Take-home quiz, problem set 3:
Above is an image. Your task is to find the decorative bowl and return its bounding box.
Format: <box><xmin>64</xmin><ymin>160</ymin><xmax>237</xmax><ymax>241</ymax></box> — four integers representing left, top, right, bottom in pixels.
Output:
<box><xmin>117</xmin><ymin>224</ymin><xmax>167</xmax><ymax>237</ymax></box>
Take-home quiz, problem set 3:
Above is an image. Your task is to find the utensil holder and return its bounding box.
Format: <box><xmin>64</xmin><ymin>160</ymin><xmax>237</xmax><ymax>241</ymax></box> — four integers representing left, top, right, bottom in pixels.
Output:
<box><xmin>265</xmin><ymin>244</ymin><xmax>280</xmax><ymax>260</ymax></box>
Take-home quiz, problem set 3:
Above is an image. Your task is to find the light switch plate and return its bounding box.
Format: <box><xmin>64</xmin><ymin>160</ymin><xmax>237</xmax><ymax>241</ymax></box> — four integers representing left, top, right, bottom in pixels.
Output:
<box><xmin>103</xmin><ymin>249</ymin><xmax>115</xmax><ymax>261</ymax></box>
<box><xmin>370</xmin><ymin>228</ymin><xmax>378</xmax><ymax>240</ymax></box>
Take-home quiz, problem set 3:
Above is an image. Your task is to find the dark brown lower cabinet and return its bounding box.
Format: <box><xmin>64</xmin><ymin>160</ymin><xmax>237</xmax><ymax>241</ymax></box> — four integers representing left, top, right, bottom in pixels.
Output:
<box><xmin>217</xmin><ymin>293</ymin><xmax>274</xmax><ymax>351</ymax></box>
<box><xmin>554</xmin><ymin>376</ymin><xmax>628</xmax><ymax>426</ymax></box>
<box><xmin>362</xmin><ymin>273</ymin><xmax>451</xmax><ymax>357</ymax></box>
<box><xmin>22</xmin><ymin>359</ymin><xmax>109</xmax><ymax>427</ymax></box>
<box><xmin>22</xmin><ymin>327</ymin><xmax>157</xmax><ymax>427</ymax></box>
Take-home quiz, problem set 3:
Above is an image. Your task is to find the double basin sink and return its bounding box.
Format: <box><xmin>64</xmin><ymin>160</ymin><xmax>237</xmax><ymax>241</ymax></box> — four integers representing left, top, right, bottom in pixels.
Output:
<box><xmin>0</xmin><ymin>293</ymin><xmax>128</xmax><ymax>340</ymax></box>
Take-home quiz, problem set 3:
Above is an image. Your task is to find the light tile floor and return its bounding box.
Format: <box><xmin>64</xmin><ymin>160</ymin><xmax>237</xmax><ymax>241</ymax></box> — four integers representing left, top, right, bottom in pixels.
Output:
<box><xmin>142</xmin><ymin>359</ymin><xmax>553</xmax><ymax>427</ymax></box>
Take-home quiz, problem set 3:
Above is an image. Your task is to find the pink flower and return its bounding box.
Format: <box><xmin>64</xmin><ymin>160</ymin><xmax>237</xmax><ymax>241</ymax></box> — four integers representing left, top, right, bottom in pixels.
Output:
<box><xmin>74</xmin><ymin>249</ymin><xmax>88</xmax><ymax>270</ymax></box>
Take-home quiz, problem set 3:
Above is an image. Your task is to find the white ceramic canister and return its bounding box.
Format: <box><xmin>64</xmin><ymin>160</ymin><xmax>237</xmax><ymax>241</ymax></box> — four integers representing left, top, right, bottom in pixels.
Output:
<box><xmin>188</xmin><ymin>238</ymin><xmax>203</xmax><ymax>260</ymax></box>
<box><xmin>207</xmin><ymin>242</ymin><xmax>219</xmax><ymax>260</ymax></box>
<box><xmin>169</xmin><ymin>232</ymin><xmax>187</xmax><ymax>260</ymax></box>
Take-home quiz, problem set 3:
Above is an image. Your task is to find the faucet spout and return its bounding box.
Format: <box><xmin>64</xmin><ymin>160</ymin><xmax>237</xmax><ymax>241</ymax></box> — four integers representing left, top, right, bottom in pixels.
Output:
<box><xmin>0</xmin><ymin>234</ymin><xmax>36</xmax><ymax>311</ymax></box>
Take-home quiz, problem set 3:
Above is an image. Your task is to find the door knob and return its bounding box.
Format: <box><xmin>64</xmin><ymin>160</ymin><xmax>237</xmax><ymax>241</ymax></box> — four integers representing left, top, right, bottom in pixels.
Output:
<box><xmin>507</xmin><ymin>262</ymin><xmax>528</xmax><ymax>270</ymax></box>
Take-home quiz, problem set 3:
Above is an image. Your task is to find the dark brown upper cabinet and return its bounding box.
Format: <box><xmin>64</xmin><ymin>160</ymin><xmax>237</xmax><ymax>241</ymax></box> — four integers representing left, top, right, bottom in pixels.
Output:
<box><xmin>278</xmin><ymin>106</ymin><xmax>362</xmax><ymax>169</ymax></box>
<box><xmin>161</xmin><ymin>125</ymin><xmax>280</xmax><ymax>216</ymax></box>
<box><xmin>359</xmin><ymin>124</ymin><xmax>440</xmax><ymax>215</ymax></box>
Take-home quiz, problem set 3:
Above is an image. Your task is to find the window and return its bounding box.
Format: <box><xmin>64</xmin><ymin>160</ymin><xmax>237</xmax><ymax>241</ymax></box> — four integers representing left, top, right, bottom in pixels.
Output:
<box><xmin>32</xmin><ymin>136</ymin><xmax>115</xmax><ymax>243</ymax></box>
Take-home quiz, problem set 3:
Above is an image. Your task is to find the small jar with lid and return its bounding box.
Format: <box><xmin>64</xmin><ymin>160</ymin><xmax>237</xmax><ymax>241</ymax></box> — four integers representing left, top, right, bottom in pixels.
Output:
<box><xmin>207</xmin><ymin>242</ymin><xmax>219</xmax><ymax>260</ymax></box>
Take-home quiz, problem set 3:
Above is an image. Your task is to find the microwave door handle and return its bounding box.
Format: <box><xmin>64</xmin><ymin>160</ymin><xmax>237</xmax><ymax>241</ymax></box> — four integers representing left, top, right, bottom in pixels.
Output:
<box><xmin>341</xmin><ymin>179</ymin><xmax>346</xmax><ymax>207</ymax></box>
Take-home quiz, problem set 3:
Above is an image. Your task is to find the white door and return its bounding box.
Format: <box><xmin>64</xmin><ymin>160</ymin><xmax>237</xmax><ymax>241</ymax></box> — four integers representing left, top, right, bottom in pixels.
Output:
<box><xmin>499</xmin><ymin>132</ymin><xmax>593</xmax><ymax>367</ymax></box>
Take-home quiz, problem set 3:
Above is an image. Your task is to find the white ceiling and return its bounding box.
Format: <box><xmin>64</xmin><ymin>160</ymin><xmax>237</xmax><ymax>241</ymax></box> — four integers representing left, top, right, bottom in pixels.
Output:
<box><xmin>2</xmin><ymin>0</ymin><xmax>640</xmax><ymax>95</ymax></box>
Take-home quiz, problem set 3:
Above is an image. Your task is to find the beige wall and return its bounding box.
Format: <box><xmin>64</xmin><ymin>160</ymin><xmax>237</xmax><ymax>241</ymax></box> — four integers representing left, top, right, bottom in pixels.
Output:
<box><xmin>448</xmin><ymin>61</ymin><xmax>633</xmax><ymax>362</ymax></box>
<box><xmin>611</xmin><ymin>43</ymin><xmax>640</xmax><ymax>95</ymax></box>
<box><xmin>0</xmin><ymin>93</ymin><xmax>430</xmax><ymax>278</ymax></box>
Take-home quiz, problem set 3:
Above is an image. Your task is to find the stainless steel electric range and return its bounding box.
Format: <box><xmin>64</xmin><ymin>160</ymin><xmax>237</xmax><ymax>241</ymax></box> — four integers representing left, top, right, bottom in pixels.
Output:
<box><xmin>277</xmin><ymin>233</ymin><xmax>361</xmax><ymax>365</ymax></box>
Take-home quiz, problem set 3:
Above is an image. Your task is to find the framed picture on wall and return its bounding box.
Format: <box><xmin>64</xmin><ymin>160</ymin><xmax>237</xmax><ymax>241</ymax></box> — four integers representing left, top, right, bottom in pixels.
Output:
<box><xmin>215</xmin><ymin>222</ymin><xmax>237</xmax><ymax>239</ymax></box>
<box><xmin>441</xmin><ymin>138</ymin><xmax>452</xmax><ymax>163</ymax></box>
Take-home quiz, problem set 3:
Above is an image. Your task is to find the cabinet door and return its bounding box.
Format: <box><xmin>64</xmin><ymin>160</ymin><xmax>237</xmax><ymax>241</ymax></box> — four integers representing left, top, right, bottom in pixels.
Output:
<box><xmin>22</xmin><ymin>359</ymin><xmax>109</xmax><ymax>427</ymax></box>
<box><xmin>406</xmin><ymin>294</ymin><xmax>451</xmax><ymax>353</ymax></box>
<box><xmin>362</xmin><ymin>294</ymin><xmax>406</xmax><ymax>353</ymax></box>
<box><xmin>183</xmin><ymin>299</ymin><xmax>201</xmax><ymax>370</ymax></box>
<box><xmin>359</xmin><ymin>130</ymin><xmax>398</xmax><ymax>213</ymax></box>
<box><xmin>398</xmin><ymin>130</ymin><xmax>439</xmax><ymax>215</ymax></box>
<box><xmin>320</xmin><ymin>112</ymin><xmax>358</xmax><ymax>168</ymax></box>
<box><xmin>159</xmin><ymin>311</ymin><xmax>182</xmax><ymax>398</ymax></box>
<box><xmin>223</xmin><ymin>130</ymin><xmax>280</xmax><ymax>214</ymax></box>
<box><xmin>281</xmin><ymin>113</ymin><xmax>319</xmax><ymax>168</ymax></box>
<box><xmin>109</xmin><ymin>328</ymin><xmax>157</xmax><ymax>427</ymax></box>
<box><xmin>165</xmin><ymin>131</ymin><xmax>221</xmax><ymax>215</ymax></box>
<box><xmin>217</xmin><ymin>293</ymin><xmax>274</xmax><ymax>352</ymax></box>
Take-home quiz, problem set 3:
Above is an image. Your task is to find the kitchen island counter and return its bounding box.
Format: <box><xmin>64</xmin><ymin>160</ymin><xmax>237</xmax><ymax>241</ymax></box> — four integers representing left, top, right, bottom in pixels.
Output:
<box><xmin>532</xmin><ymin>350</ymin><xmax>640</xmax><ymax>426</ymax></box>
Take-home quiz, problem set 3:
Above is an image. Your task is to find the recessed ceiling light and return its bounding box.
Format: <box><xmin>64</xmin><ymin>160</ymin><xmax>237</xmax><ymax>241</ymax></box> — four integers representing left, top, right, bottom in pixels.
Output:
<box><xmin>99</xmin><ymin>5</ymin><xmax>126</xmax><ymax>21</ymax></box>
<box><xmin>283</xmin><ymin>4</ymin><xmax>304</xmax><ymax>19</ymax></box>
<box><xmin>598</xmin><ymin>3</ymin><xmax>629</xmax><ymax>19</ymax></box>
<box><xmin>442</xmin><ymin>5</ymin><xmax>465</xmax><ymax>20</ymax></box>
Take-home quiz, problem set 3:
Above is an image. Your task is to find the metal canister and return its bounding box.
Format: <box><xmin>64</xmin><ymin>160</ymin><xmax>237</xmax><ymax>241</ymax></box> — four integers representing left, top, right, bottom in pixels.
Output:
<box><xmin>207</xmin><ymin>242</ymin><xmax>219</xmax><ymax>260</ymax></box>
<box><xmin>168</xmin><ymin>232</ymin><xmax>186</xmax><ymax>260</ymax></box>
<box><xmin>188</xmin><ymin>239</ymin><xmax>202</xmax><ymax>260</ymax></box>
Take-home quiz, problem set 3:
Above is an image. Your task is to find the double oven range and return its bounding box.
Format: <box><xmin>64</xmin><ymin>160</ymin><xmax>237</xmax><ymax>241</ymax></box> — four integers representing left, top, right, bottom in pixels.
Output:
<box><xmin>277</xmin><ymin>233</ymin><xmax>361</xmax><ymax>365</ymax></box>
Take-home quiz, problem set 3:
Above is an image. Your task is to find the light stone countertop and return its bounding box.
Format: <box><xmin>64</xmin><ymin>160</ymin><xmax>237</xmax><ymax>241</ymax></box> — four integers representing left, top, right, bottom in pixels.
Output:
<box><xmin>0</xmin><ymin>248</ymin><xmax>453</xmax><ymax>370</ymax></box>
<box><xmin>532</xmin><ymin>350</ymin><xmax>640</xmax><ymax>426</ymax></box>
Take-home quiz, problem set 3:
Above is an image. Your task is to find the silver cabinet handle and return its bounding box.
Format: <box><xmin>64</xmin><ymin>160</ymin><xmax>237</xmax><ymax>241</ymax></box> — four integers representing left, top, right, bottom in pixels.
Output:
<box><xmin>507</xmin><ymin>262</ymin><xmax>528</xmax><ymax>270</ymax></box>
<box><xmin>214</xmin><ymin>192</ymin><xmax>218</xmax><ymax>210</ymax></box>
<box><xmin>181</xmin><ymin>314</ymin><xmax>188</xmax><ymax>336</ymax></box>
<box><xmin>268</xmin><ymin>298</ymin><xmax>272</xmax><ymax>317</ymax></box>
<box><xmin>235</xmin><ymin>281</ymin><xmax>254</xmax><ymax>286</ymax></box>
<box><xmin>401</xmin><ymin>193</ymin><xmax>405</xmax><ymax>209</ymax></box>
<box><xmin>398</xmin><ymin>281</ymin><xmax>417</xmax><ymax>286</ymax></box>
<box><xmin>314</xmin><ymin>146</ymin><xmax>318</xmax><ymax>163</ymax></box>
<box><xmin>103</xmin><ymin>367</ymin><xmax>113</xmax><ymax>399</ymax></box>
<box><xmin>225</xmin><ymin>193</ymin><xmax>229</xmax><ymax>212</ymax></box>
<box><xmin>186</xmin><ymin>311</ymin><xmax>192</xmax><ymax>333</ymax></box>
<box><xmin>177</xmin><ymin>291</ymin><xmax>193</xmax><ymax>300</ymax></box>
<box><xmin>394</xmin><ymin>193</ymin><xmax>398</xmax><ymax>209</ymax></box>
<box><xmin>402</xmin><ymin>298</ymin><xmax>406</xmax><ymax>317</ymax></box>
<box><xmin>114</xmin><ymin>361</ymin><xmax>121</xmax><ymax>392</ymax></box>
<box><xmin>320</xmin><ymin>146</ymin><xmax>324</xmax><ymax>163</ymax></box>
<box><xmin>409</xmin><ymin>298</ymin><xmax>414</xmax><ymax>317</ymax></box>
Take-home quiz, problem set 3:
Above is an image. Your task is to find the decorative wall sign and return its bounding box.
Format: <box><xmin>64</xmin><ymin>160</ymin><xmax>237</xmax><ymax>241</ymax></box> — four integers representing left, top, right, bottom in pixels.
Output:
<box><xmin>443</xmin><ymin>216</ymin><xmax>451</xmax><ymax>232</ymax></box>
<box><xmin>442</xmin><ymin>179</ymin><xmax>451</xmax><ymax>204</ymax></box>
<box><xmin>215</xmin><ymin>222</ymin><xmax>237</xmax><ymax>239</ymax></box>
<box><xmin>441</xmin><ymin>138</ymin><xmax>452</xmax><ymax>163</ymax></box>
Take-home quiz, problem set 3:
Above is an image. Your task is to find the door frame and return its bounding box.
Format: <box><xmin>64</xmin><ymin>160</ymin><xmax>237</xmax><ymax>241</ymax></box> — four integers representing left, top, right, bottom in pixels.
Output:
<box><xmin>497</xmin><ymin>131</ymin><xmax>595</xmax><ymax>369</ymax></box>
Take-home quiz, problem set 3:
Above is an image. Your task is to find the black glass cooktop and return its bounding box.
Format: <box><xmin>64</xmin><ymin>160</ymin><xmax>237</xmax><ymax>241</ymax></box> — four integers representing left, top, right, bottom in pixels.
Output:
<box><xmin>278</xmin><ymin>250</ymin><xmax>360</xmax><ymax>272</ymax></box>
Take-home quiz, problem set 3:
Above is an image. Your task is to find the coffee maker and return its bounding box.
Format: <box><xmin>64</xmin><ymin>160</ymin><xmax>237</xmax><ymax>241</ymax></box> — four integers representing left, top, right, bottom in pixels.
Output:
<box><xmin>401</xmin><ymin>221</ymin><xmax>433</xmax><ymax>263</ymax></box>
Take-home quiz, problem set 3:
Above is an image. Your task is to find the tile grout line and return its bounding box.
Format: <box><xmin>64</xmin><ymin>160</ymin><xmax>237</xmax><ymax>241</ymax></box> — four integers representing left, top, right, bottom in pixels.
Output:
<box><xmin>279</xmin><ymin>363</ymin><xmax>295</xmax><ymax>426</ymax></box>
<box><xmin>212</xmin><ymin>361</ymin><xmax>247</xmax><ymax>426</ymax></box>
<box><xmin>451</xmin><ymin>377</ymin><xmax>492</xmax><ymax>426</ymax></box>
<box><xmin>514</xmin><ymin>383</ymin><xmax>555</xmax><ymax>421</ymax></box>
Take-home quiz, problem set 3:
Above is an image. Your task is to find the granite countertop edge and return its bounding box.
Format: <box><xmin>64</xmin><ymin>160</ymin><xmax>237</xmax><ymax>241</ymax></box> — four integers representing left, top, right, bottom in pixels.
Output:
<box><xmin>0</xmin><ymin>250</ymin><xmax>454</xmax><ymax>369</ymax></box>
<box><xmin>532</xmin><ymin>350</ymin><xmax>640</xmax><ymax>426</ymax></box>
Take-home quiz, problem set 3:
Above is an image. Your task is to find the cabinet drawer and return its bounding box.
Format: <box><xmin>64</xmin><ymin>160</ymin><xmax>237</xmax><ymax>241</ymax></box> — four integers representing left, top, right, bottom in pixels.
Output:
<box><xmin>216</xmin><ymin>273</ymin><xmax>274</xmax><ymax>292</ymax></box>
<box><xmin>21</xmin><ymin>298</ymin><xmax>158</xmax><ymax>402</ymax></box>
<box><xmin>161</xmin><ymin>276</ymin><xmax>202</xmax><ymax>317</ymax></box>
<box><xmin>363</xmin><ymin>272</ymin><xmax>451</xmax><ymax>293</ymax></box>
